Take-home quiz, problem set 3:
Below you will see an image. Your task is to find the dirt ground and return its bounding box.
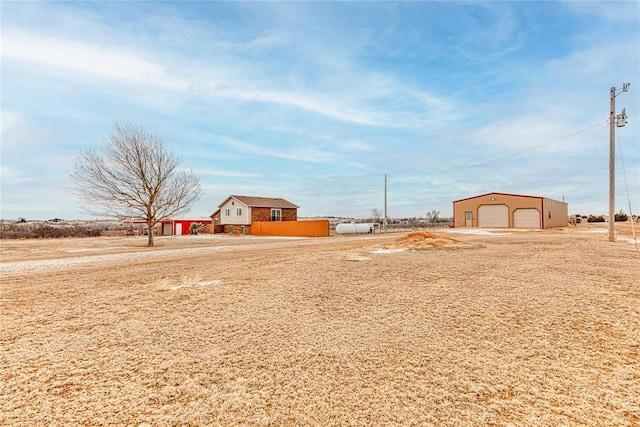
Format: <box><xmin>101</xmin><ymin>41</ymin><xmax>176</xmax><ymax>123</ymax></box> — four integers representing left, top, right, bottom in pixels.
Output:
<box><xmin>1</xmin><ymin>223</ymin><xmax>639</xmax><ymax>426</ymax></box>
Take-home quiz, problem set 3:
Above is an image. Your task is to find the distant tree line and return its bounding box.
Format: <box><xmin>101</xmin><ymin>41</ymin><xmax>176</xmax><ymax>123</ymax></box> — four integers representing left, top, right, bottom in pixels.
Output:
<box><xmin>355</xmin><ymin>209</ymin><xmax>453</xmax><ymax>229</ymax></box>
<box><xmin>369</xmin><ymin>209</ymin><xmax>452</xmax><ymax>227</ymax></box>
<box><xmin>0</xmin><ymin>220</ymin><xmax>124</xmax><ymax>239</ymax></box>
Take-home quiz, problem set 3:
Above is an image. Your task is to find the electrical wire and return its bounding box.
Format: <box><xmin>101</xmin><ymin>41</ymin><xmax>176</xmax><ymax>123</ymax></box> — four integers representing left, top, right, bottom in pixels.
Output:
<box><xmin>447</xmin><ymin>121</ymin><xmax>607</xmax><ymax>173</ymax></box>
<box><xmin>616</xmin><ymin>126</ymin><xmax>639</xmax><ymax>251</ymax></box>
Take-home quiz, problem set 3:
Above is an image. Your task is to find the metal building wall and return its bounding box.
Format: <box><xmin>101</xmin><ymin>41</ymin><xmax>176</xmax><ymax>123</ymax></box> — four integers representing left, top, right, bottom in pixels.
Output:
<box><xmin>542</xmin><ymin>198</ymin><xmax>569</xmax><ymax>228</ymax></box>
<box><xmin>453</xmin><ymin>193</ymin><xmax>543</xmax><ymax>228</ymax></box>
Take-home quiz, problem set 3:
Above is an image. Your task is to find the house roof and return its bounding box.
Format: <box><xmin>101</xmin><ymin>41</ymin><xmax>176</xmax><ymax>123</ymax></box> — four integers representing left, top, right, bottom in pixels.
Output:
<box><xmin>216</xmin><ymin>195</ymin><xmax>299</xmax><ymax>209</ymax></box>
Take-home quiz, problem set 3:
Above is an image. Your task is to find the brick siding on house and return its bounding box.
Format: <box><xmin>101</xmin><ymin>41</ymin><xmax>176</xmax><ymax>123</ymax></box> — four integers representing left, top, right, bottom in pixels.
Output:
<box><xmin>223</xmin><ymin>224</ymin><xmax>251</xmax><ymax>235</ymax></box>
<box><xmin>251</xmin><ymin>207</ymin><xmax>272</xmax><ymax>222</ymax></box>
<box><xmin>251</xmin><ymin>207</ymin><xmax>297</xmax><ymax>222</ymax></box>
<box><xmin>210</xmin><ymin>210</ymin><xmax>224</xmax><ymax>233</ymax></box>
<box><xmin>283</xmin><ymin>208</ymin><xmax>297</xmax><ymax>221</ymax></box>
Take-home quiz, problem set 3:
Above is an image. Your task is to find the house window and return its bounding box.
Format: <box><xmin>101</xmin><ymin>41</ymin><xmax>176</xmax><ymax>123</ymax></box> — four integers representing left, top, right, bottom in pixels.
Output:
<box><xmin>240</xmin><ymin>225</ymin><xmax>245</xmax><ymax>234</ymax></box>
<box><xmin>224</xmin><ymin>208</ymin><xmax>230</xmax><ymax>216</ymax></box>
<box><xmin>271</xmin><ymin>208</ymin><xmax>282</xmax><ymax>221</ymax></box>
<box><xmin>237</xmin><ymin>208</ymin><xmax>242</xmax><ymax>216</ymax></box>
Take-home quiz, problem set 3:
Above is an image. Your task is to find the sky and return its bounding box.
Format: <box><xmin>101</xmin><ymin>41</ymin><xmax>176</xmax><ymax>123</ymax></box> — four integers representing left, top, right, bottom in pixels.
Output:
<box><xmin>1</xmin><ymin>1</ymin><xmax>639</xmax><ymax>221</ymax></box>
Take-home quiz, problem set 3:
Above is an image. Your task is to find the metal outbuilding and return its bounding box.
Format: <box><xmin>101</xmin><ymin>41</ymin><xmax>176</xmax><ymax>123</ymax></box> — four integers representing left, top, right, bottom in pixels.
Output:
<box><xmin>158</xmin><ymin>218</ymin><xmax>212</xmax><ymax>236</ymax></box>
<box><xmin>453</xmin><ymin>192</ymin><xmax>568</xmax><ymax>229</ymax></box>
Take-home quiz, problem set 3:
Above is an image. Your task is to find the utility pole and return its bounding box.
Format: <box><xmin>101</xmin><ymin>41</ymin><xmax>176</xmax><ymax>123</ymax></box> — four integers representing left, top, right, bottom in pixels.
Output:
<box><xmin>383</xmin><ymin>174</ymin><xmax>388</xmax><ymax>233</ymax></box>
<box><xmin>609</xmin><ymin>86</ymin><xmax>616</xmax><ymax>242</ymax></box>
<box><xmin>609</xmin><ymin>83</ymin><xmax>630</xmax><ymax>242</ymax></box>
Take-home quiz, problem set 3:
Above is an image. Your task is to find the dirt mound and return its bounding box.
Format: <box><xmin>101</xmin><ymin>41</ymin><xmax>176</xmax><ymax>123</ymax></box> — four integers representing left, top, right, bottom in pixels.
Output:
<box><xmin>387</xmin><ymin>231</ymin><xmax>468</xmax><ymax>249</ymax></box>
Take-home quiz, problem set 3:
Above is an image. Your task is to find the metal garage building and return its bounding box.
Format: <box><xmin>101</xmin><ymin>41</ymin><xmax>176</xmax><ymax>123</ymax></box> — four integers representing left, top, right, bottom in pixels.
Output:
<box><xmin>158</xmin><ymin>218</ymin><xmax>212</xmax><ymax>236</ymax></box>
<box><xmin>453</xmin><ymin>192</ymin><xmax>568</xmax><ymax>229</ymax></box>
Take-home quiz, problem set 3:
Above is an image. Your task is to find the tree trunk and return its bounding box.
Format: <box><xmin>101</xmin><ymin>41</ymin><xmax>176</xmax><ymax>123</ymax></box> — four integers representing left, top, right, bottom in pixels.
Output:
<box><xmin>147</xmin><ymin>219</ymin><xmax>155</xmax><ymax>247</ymax></box>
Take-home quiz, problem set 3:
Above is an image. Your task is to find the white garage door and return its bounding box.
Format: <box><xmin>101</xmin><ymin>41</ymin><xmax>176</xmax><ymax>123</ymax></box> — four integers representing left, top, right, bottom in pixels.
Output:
<box><xmin>478</xmin><ymin>204</ymin><xmax>509</xmax><ymax>228</ymax></box>
<box><xmin>514</xmin><ymin>208</ymin><xmax>540</xmax><ymax>229</ymax></box>
<box><xmin>162</xmin><ymin>223</ymin><xmax>172</xmax><ymax>236</ymax></box>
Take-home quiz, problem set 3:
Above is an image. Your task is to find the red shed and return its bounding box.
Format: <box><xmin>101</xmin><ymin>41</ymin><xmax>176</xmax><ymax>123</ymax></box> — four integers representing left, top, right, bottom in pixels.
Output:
<box><xmin>158</xmin><ymin>218</ymin><xmax>212</xmax><ymax>236</ymax></box>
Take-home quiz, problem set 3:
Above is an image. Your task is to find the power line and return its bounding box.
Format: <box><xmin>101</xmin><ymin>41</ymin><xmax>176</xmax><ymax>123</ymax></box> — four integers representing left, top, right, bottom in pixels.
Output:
<box><xmin>446</xmin><ymin>121</ymin><xmax>607</xmax><ymax>174</ymax></box>
<box><xmin>616</xmin><ymin>126</ymin><xmax>638</xmax><ymax>251</ymax></box>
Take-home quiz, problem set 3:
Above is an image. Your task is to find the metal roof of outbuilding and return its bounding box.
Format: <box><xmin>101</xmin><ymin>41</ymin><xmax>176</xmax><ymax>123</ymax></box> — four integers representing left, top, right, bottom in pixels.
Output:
<box><xmin>452</xmin><ymin>192</ymin><xmax>544</xmax><ymax>203</ymax></box>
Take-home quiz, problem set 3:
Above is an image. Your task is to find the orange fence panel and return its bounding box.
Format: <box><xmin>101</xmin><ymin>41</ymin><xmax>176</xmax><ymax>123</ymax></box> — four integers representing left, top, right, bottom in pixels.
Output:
<box><xmin>251</xmin><ymin>220</ymin><xmax>330</xmax><ymax>237</ymax></box>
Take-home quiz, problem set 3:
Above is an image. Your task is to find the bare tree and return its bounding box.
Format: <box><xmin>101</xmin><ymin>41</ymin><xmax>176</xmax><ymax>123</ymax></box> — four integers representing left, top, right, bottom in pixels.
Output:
<box><xmin>425</xmin><ymin>210</ymin><xmax>440</xmax><ymax>225</ymax></box>
<box><xmin>370</xmin><ymin>208</ymin><xmax>383</xmax><ymax>223</ymax></box>
<box><xmin>71</xmin><ymin>121</ymin><xmax>202</xmax><ymax>246</ymax></box>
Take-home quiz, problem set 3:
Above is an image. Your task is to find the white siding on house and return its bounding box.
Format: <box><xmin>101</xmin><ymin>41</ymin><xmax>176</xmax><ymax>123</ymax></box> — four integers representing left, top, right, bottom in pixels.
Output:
<box><xmin>219</xmin><ymin>199</ymin><xmax>251</xmax><ymax>225</ymax></box>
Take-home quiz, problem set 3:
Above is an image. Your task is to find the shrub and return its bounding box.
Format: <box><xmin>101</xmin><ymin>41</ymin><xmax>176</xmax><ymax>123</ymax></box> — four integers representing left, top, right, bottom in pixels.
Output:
<box><xmin>615</xmin><ymin>211</ymin><xmax>629</xmax><ymax>222</ymax></box>
<box><xmin>587</xmin><ymin>215</ymin><xmax>605</xmax><ymax>223</ymax></box>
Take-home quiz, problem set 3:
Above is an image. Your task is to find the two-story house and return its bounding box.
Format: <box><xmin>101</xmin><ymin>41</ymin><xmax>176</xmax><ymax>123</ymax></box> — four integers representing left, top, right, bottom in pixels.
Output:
<box><xmin>211</xmin><ymin>195</ymin><xmax>299</xmax><ymax>235</ymax></box>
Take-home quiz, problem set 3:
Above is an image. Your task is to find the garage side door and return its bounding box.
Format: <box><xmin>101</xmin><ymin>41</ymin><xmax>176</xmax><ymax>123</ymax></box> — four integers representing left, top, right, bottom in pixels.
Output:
<box><xmin>514</xmin><ymin>208</ymin><xmax>540</xmax><ymax>229</ymax></box>
<box><xmin>478</xmin><ymin>204</ymin><xmax>509</xmax><ymax>228</ymax></box>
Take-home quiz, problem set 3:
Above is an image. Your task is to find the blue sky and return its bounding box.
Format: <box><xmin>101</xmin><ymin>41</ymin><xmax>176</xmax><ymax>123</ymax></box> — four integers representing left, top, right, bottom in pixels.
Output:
<box><xmin>1</xmin><ymin>1</ymin><xmax>638</xmax><ymax>220</ymax></box>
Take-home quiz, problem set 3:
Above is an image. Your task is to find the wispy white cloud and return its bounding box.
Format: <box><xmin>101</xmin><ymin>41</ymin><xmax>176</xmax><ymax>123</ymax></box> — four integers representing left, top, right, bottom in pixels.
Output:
<box><xmin>191</xmin><ymin>168</ymin><xmax>263</xmax><ymax>179</ymax></box>
<box><xmin>451</xmin><ymin>2</ymin><xmax>524</xmax><ymax>61</ymax></box>
<box><xmin>1</xmin><ymin>110</ymin><xmax>24</xmax><ymax>134</ymax></box>
<box><xmin>1</xmin><ymin>30</ymin><xmax>189</xmax><ymax>90</ymax></box>
<box><xmin>561</xmin><ymin>0</ymin><xmax>640</xmax><ymax>24</ymax></box>
<box><xmin>0</xmin><ymin>111</ymin><xmax>73</xmax><ymax>156</ymax></box>
<box><xmin>0</xmin><ymin>165</ymin><xmax>39</xmax><ymax>185</ymax></box>
<box><xmin>1</xmin><ymin>25</ymin><xmax>453</xmax><ymax>130</ymax></box>
<box><xmin>213</xmin><ymin>135</ymin><xmax>334</xmax><ymax>163</ymax></box>
<box><xmin>468</xmin><ymin>114</ymin><xmax>605</xmax><ymax>154</ymax></box>
<box><xmin>545</xmin><ymin>40</ymin><xmax>639</xmax><ymax>80</ymax></box>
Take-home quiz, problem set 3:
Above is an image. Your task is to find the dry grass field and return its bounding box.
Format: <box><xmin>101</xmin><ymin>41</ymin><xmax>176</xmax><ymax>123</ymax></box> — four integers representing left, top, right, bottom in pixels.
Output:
<box><xmin>1</xmin><ymin>223</ymin><xmax>639</xmax><ymax>426</ymax></box>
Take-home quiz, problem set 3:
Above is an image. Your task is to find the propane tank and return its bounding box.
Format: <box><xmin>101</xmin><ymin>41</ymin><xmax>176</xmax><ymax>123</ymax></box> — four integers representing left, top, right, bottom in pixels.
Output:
<box><xmin>335</xmin><ymin>223</ymin><xmax>373</xmax><ymax>234</ymax></box>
